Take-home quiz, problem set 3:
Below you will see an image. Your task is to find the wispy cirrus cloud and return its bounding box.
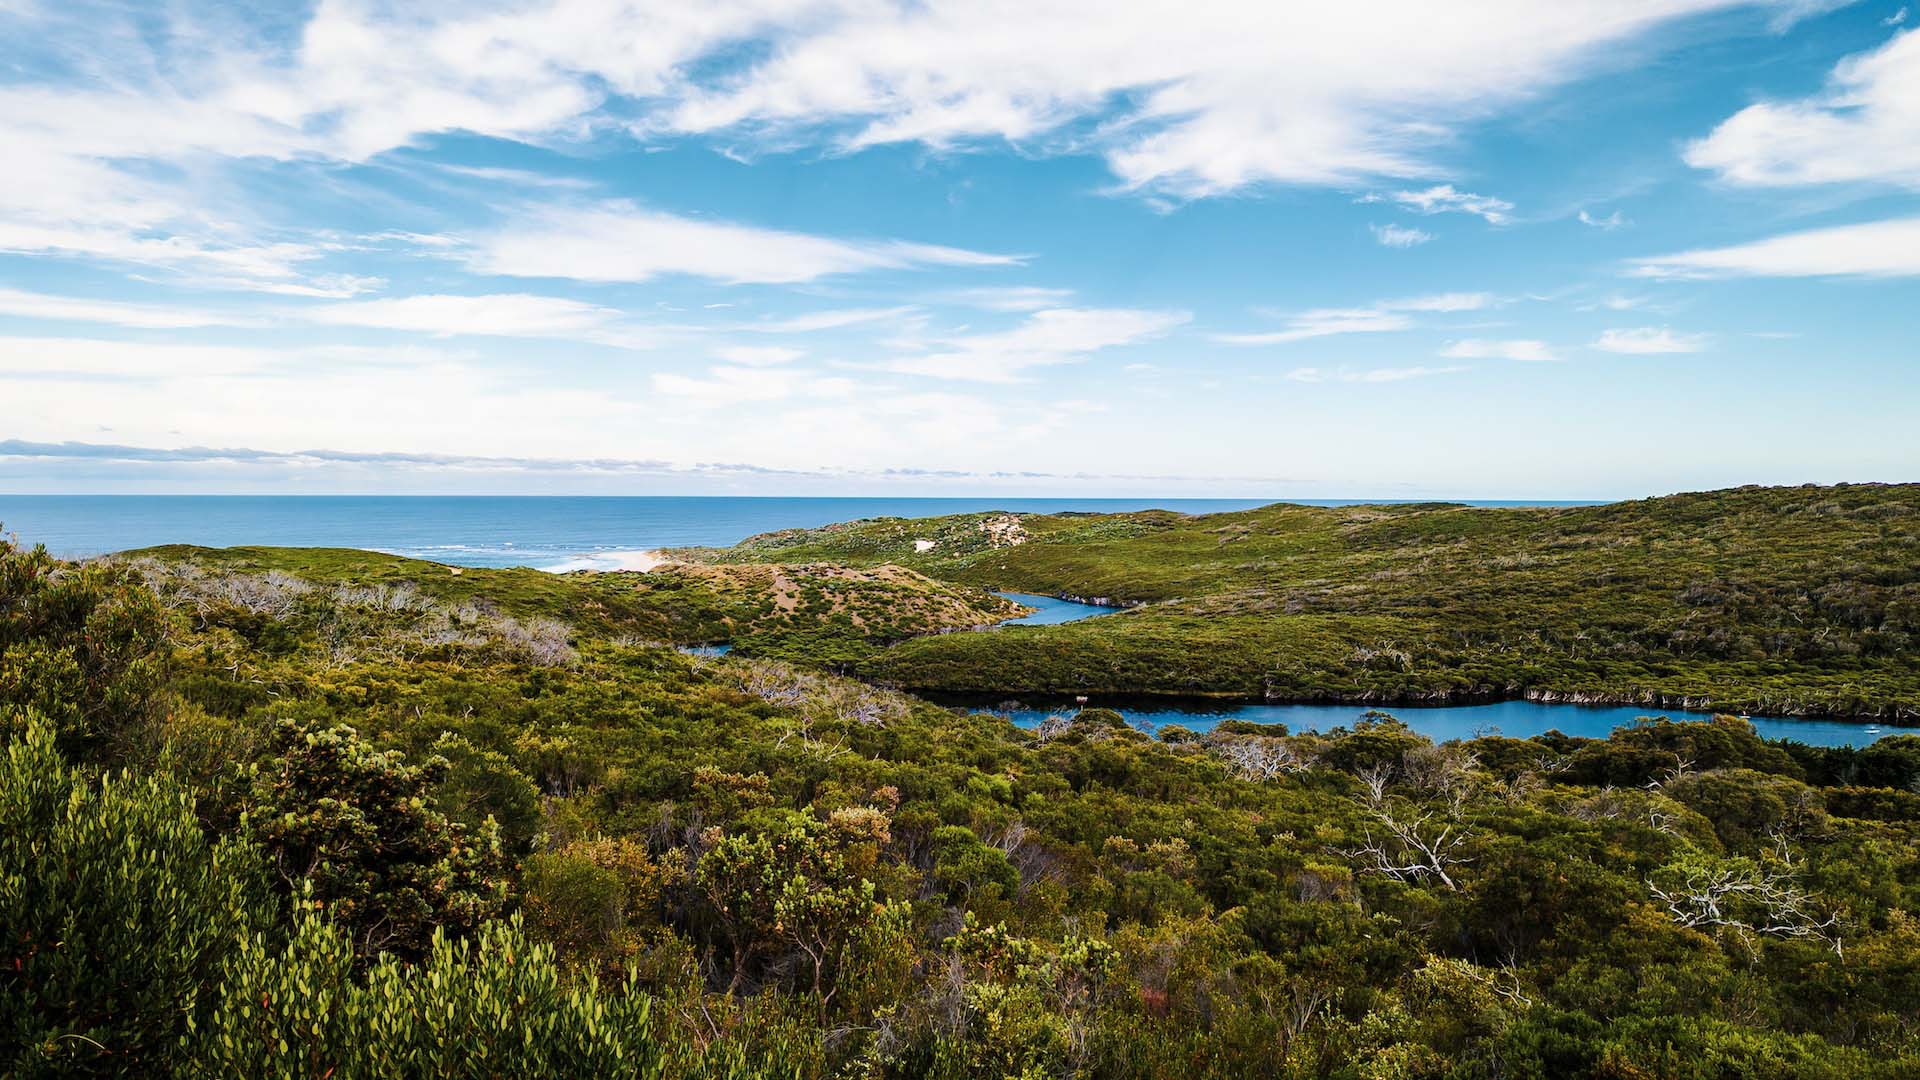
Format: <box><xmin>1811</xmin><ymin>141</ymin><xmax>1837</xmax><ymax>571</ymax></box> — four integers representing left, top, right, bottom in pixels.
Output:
<box><xmin>1215</xmin><ymin>292</ymin><xmax>1496</xmax><ymax>346</ymax></box>
<box><xmin>1371</xmin><ymin>223</ymin><xmax>1433</xmax><ymax>248</ymax></box>
<box><xmin>737</xmin><ymin>307</ymin><xmax>920</xmax><ymax>333</ymax></box>
<box><xmin>933</xmin><ymin>286</ymin><xmax>1077</xmax><ymax>312</ymax></box>
<box><xmin>1440</xmin><ymin>338</ymin><xmax>1557</xmax><ymax>361</ymax></box>
<box><xmin>713</xmin><ymin>345</ymin><xmax>806</xmax><ymax>366</ymax></box>
<box><xmin>885</xmin><ymin>307</ymin><xmax>1188</xmax><ymax>382</ymax></box>
<box><xmin>1217</xmin><ymin>309</ymin><xmax>1413</xmax><ymax>345</ymax></box>
<box><xmin>1593</xmin><ymin>327</ymin><xmax>1711</xmax><ymax>353</ymax></box>
<box><xmin>1386</xmin><ymin>292</ymin><xmax>1498</xmax><ymax>313</ymax></box>
<box><xmin>456</xmin><ymin>202</ymin><xmax>1020</xmax><ymax>286</ymax></box>
<box><xmin>1364</xmin><ymin>185</ymin><xmax>1514</xmax><ymax>224</ymax></box>
<box><xmin>1285</xmin><ymin>365</ymin><xmax>1469</xmax><ymax>383</ymax></box>
<box><xmin>0</xmin><ymin>287</ymin><xmax>662</xmax><ymax>346</ymax></box>
<box><xmin>0</xmin><ymin>286</ymin><xmax>938</xmax><ymax>358</ymax></box>
<box><xmin>297</xmin><ymin>293</ymin><xmax>634</xmax><ymax>340</ymax></box>
<box><xmin>652</xmin><ymin>365</ymin><xmax>857</xmax><ymax>406</ymax></box>
<box><xmin>0</xmin><ymin>287</ymin><xmax>260</xmax><ymax>329</ymax></box>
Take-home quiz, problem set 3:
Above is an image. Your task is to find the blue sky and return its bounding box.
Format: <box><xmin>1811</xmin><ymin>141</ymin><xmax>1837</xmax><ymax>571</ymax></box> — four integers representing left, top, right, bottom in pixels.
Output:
<box><xmin>1</xmin><ymin>0</ymin><xmax>1916</xmax><ymax>498</ymax></box>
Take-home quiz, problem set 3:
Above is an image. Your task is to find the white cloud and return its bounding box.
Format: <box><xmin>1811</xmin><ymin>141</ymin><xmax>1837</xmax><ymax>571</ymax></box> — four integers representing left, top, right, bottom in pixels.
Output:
<box><xmin>936</xmin><ymin>286</ymin><xmax>1077</xmax><ymax>312</ymax></box>
<box><xmin>0</xmin><ymin>0</ymin><xmax>1803</xmax><ymax>255</ymax></box>
<box><xmin>662</xmin><ymin>2</ymin><xmax>1781</xmax><ymax>197</ymax></box>
<box><xmin>1593</xmin><ymin>295</ymin><xmax>1646</xmax><ymax>310</ymax></box>
<box><xmin>1385</xmin><ymin>292</ymin><xmax>1497</xmax><ymax>312</ymax></box>
<box><xmin>742</xmin><ymin>307</ymin><xmax>919</xmax><ymax>333</ymax></box>
<box><xmin>0</xmin><ymin>217</ymin><xmax>376</xmax><ymax>297</ymax></box>
<box><xmin>0</xmin><ymin>0</ymin><xmax>1826</xmax><ymax>322</ymax></box>
<box><xmin>1215</xmin><ymin>292</ymin><xmax>1494</xmax><ymax>345</ymax></box>
<box><xmin>652</xmin><ymin>365</ymin><xmax>857</xmax><ymax>406</ymax></box>
<box><xmin>298</xmin><ymin>293</ymin><xmax>627</xmax><ymax>339</ymax></box>
<box><xmin>0</xmin><ymin>334</ymin><xmax>1145</xmax><ymax>483</ymax></box>
<box><xmin>0</xmin><ymin>342</ymin><xmax>648</xmax><ymax>465</ymax></box>
<box><xmin>1286</xmin><ymin>365</ymin><xmax>1469</xmax><ymax>383</ymax></box>
<box><xmin>886</xmin><ymin>307</ymin><xmax>1188</xmax><ymax>382</ymax></box>
<box><xmin>1686</xmin><ymin>28</ymin><xmax>1920</xmax><ymax>189</ymax></box>
<box><xmin>1366</xmin><ymin>185</ymin><xmax>1514</xmax><ymax>224</ymax></box>
<box><xmin>0</xmin><ymin>287</ymin><xmax>669</xmax><ymax>346</ymax></box>
<box><xmin>713</xmin><ymin>345</ymin><xmax>805</xmax><ymax>366</ymax></box>
<box><xmin>1440</xmin><ymin>338</ymin><xmax>1557</xmax><ymax>361</ymax></box>
<box><xmin>0</xmin><ymin>336</ymin><xmax>274</xmax><ymax>378</ymax></box>
<box><xmin>1592</xmin><ymin>327</ymin><xmax>1711</xmax><ymax>353</ymax></box>
<box><xmin>1371</xmin><ymin>223</ymin><xmax>1433</xmax><ymax>248</ymax></box>
<box><xmin>1889</xmin><ymin>7</ymin><xmax>1910</xmax><ymax>26</ymax></box>
<box><xmin>0</xmin><ymin>336</ymin><xmax>454</xmax><ymax>379</ymax></box>
<box><xmin>1578</xmin><ymin>209</ymin><xmax>1629</xmax><ymax>229</ymax></box>
<box><xmin>1217</xmin><ymin>309</ymin><xmax>1412</xmax><ymax>346</ymax></box>
<box><xmin>464</xmin><ymin>202</ymin><xmax>1018</xmax><ymax>285</ymax></box>
<box><xmin>1630</xmin><ymin>217</ymin><xmax>1920</xmax><ymax>278</ymax></box>
<box><xmin>0</xmin><ymin>288</ymin><xmax>257</xmax><ymax>329</ymax></box>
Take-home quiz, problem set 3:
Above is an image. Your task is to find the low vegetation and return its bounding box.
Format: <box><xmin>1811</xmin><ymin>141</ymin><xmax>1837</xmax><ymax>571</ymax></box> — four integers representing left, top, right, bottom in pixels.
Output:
<box><xmin>8</xmin><ymin>494</ymin><xmax>1920</xmax><ymax>1076</ymax></box>
<box><xmin>689</xmin><ymin>484</ymin><xmax>1920</xmax><ymax>718</ymax></box>
<box><xmin>122</xmin><ymin>544</ymin><xmax>1021</xmax><ymax>668</ymax></box>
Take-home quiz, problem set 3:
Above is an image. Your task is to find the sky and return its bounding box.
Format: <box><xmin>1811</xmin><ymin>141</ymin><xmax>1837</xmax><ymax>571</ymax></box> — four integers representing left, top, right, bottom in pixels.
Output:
<box><xmin>1</xmin><ymin>0</ymin><xmax>1917</xmax><ymax>498</ymax></box>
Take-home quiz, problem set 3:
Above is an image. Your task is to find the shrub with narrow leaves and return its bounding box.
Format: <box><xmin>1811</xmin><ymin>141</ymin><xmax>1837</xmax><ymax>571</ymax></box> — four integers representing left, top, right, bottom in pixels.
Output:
<box><xmin>190</xmin><ymin>915</ymin><xmax>669</xmax><ymax>1079</ymax></box>
<box><xmin>0</xmin><ymin>717</ymin><xmax>268</xmax><ymax>1076</ymax></box>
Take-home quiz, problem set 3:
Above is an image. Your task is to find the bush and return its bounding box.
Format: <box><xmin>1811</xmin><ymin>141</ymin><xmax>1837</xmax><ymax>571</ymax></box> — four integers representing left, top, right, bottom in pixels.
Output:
<box><xmin>238</xmin><ymin>720</ymin><xmax>508</xmax><ymax>962</ymax></box>
<box><xmin>0</xmin><ymin>717</ymin><xmax>268</xmax><ymax>1076</ymax></box>
<box><xmin>191</xmin><ymin>915</ymin><xmax>672</xmax><ymax>1079</ymax></box>
<box><xmin>1</xmin><ymin>539</ymin><xmax>171</xmax><ymax>762</ymax></box>
<box><xmin>522</xmin><ymin>837</ymin><xmax>679</xmax><ymax>976</ymax></box>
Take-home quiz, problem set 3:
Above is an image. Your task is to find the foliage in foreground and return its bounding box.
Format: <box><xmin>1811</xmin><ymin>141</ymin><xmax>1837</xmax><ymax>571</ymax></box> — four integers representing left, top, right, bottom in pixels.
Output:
<box><xmin>6</xmin><ymin>530</ymin><xmax>1920</xmax><ymax>1077</ymax></box>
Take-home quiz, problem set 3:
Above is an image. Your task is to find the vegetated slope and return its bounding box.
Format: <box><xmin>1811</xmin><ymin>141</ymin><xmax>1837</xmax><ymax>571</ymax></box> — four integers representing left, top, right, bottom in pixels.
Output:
<box><xmin>10</xmin><ymin>533</ymin><xmax>1920</xmax><ymax>1077</ymax></box>
<box><xmin>687</xmin><ymin>485</ymin><xmax>1920</xmax><ymax>717</ymax></box>
<box><xmin>119</xmin><ymin>545</ymin><xmax>1022</xmax><ymax>664</ymax></box>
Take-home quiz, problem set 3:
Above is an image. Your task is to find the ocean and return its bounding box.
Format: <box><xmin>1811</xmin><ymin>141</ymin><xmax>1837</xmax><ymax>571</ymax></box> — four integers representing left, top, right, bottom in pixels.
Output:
<box><xmin>0</xmin><ymin>495</ymin><xmax>1587</xmax><ymax>570</ymax></box>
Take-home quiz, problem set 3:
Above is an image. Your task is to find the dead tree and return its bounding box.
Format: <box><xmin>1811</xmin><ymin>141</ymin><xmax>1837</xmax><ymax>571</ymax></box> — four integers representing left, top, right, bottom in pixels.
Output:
<box><xmin>1212</xmin><ymin>735</ymin><xmax>1309</xmax><ymax>781</ymax></box>
<box><xmin>1343</xmin><ymin>806</ymin><xmax>1472</xmax><ymax>891</ymax></box>
<box><xmin>1647</xmin><ymin>860</ymin><xmax>1843</xmax><ymax>957</ymax></box>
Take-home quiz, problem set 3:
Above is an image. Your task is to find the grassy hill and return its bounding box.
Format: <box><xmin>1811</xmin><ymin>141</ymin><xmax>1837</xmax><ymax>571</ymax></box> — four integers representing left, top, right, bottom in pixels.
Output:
<box><xmin>683</xmin><ymin>485</ymin><xmax>1920</xmax><ymax>717</ymax></box>
<box><xmin>119</xmin><ymin>544</ymin><xmax>1023</xmax><ymax>666</ymax></box>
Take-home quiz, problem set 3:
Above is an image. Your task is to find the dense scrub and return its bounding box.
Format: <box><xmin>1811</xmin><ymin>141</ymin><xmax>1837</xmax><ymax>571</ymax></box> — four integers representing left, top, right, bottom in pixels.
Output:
<box><xmin>123</xmin><ymin>545</ymin><xmax>1020</xmax><ymax>667</ymax></box>
<box><xmin>8</xmin><ymin>527</ymin><xmax>1920</xmax><ymax>1077</ymax></box>
<box><xmin>689</xmin><ymin>485</ymin><xmax>1920</xmax><ymax>717</ymax></box>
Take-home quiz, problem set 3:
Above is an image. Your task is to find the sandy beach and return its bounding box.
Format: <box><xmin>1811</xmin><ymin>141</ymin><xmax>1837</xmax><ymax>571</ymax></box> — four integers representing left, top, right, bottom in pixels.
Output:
<box><xmin>540</xmin><ymin>549</ymin><xmax>670</xmax><ymax>573</ymax></box>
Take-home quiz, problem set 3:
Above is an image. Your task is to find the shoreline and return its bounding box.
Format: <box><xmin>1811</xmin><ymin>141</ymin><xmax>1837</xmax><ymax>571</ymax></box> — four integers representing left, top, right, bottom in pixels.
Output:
<box><xmin>912</xmin><ymin>686</ymin><xmax>1920</xmax><ymax>726</ymax></box>
<box><xmin>540</xmin><ymin>549</ymin><xmax>670</xmax><ymax>573</ymax></box>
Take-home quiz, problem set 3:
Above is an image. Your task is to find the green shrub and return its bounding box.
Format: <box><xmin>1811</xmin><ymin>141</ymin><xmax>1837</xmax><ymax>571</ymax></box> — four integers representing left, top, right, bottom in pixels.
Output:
<box><xmin>190</xmin><ymin>915</ymin><xmax>670</xmax><ymax>1079</ymax></box>
<box><xmin>0</xmin><ymin>717</ymin><xmax>267</xmax><ymax>1076</ymax></box>
<box><xmin>238</xmin><ymin>720</ymin><xmax>508</xmax><ymax>963</ymax></box>
<box><xmin>1</xmin><ymin>539</ymin><xmax>170</xmax><ymax>762</ymax></box>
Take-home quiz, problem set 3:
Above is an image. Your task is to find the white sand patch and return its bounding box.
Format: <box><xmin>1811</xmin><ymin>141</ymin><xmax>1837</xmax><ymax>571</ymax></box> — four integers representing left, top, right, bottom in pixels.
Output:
<box><xmin>540</xmin><ymin>549</ymin><xmax>670</xmax><ymax>573</ymax></box>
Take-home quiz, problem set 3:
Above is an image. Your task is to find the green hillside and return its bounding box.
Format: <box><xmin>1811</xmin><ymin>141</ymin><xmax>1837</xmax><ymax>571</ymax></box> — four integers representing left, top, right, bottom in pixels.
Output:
<box><xmin>120</xmin><ymin>544</ymin><xmax>1023</xmax><ymax>665</ymax></box>
<box><xmin>687</xmin><ymin>485</ymin><xmax>1920</xmax><ymax>717</ymax></box>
